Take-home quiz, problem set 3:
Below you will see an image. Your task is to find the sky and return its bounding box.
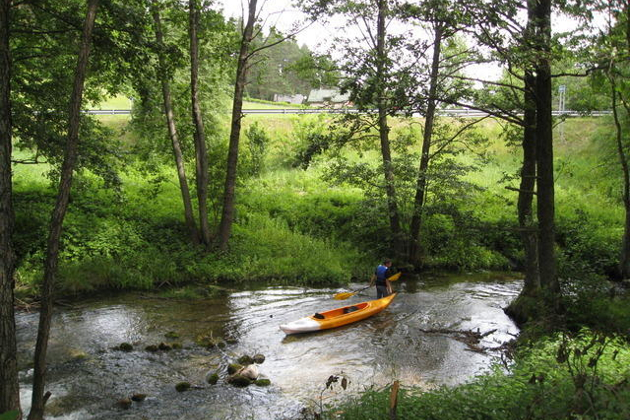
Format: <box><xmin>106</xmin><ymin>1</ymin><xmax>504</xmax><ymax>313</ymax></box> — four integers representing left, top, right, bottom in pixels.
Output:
<box><xmin>215</xmin><ymin>0</ymin><xmax>606</xmax><ymax>83</ymax></box>
<box><xmin>216</xmin><ymin>0</ymin><xmax>338</xmax><ymax>51</ymax></box>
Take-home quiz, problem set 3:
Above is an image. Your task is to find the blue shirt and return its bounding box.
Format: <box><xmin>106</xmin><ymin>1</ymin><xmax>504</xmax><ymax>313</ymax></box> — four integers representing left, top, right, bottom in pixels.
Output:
<box><xmin>375</xmin><ymin>264</ymin><xmax>389</xmax><ymax>286</ymax></box>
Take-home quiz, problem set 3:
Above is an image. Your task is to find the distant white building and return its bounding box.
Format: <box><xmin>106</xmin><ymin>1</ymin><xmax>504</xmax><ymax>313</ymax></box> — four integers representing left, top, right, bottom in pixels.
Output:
<box><xmin>306</xmin><ymin>88</ymin><xmax>351</xmax><ymax>106</ymax></box>
<box><xmin>273</xmin><ymin>94</ymin><xmax>306</xmax><ymax>105</ymax></box>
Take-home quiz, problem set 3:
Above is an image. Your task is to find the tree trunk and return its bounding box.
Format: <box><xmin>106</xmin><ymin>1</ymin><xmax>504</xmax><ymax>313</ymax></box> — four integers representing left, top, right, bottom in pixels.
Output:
<box><xmin>0</xmin><ymin>0</ymin><xmax>21</xmax><ymax>416</ymax></box>
<box><xmin>609</xmin><ymin>74</ymin><xmax>630</xmax><ymax>278</ymax></box>
<box><xmin>375</xmin><ymin>0</ymin><xmax>401</xmax><ymax>252</ymax></box>
<box><xmin>189</xmin><ymin>0</ymin><xmax>211</xmax><ymax>246</ymax></box>
<box><xmin>151</xmin><ymin>1</ymin><xmax>199</xmax><ymax>245</ymax></box>
<box><xmin>505</xmin><ymin>68</ymin><xmax>540</xmax><ymax>326</ymax></box>
<box><xmin>616</xmin><ymin>4</ymin><xmax>630</xmax><ymax>279</ymax></box>
<box><xmin>28</xmin><ymin>1</ymin><xmax>98</xmax><ymax>418</ymax></box>
<box><xmin>533</xmin><ymin>0</ymin><xmax>559</xmax><ymax>305</ymax></box>
<box><xmin>408</xmin><ymin>24</ymin><xmax>443</xmax><ymax>267</ymax></box>
<box><xmin>218</xmin><ymin>0</ymin><xmax>257</xmax><ymax>250</ymax></box>
<box><xmin>519</xmin><ymin>70</ymin><xmax>540</xmax><ymax>294</ymax></box>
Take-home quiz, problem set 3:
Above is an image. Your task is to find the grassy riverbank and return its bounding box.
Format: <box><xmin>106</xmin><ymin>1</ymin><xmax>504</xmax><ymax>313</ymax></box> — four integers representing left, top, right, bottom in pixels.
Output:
<box><xmin>321</xmin><ymin>329</ymin><xmax>630</xmax><ymax>420</ymax></box>
<box><xmin>12</xmin><ymin>114</ymin><xmax>626</xmax><ymax>299</ymax></box>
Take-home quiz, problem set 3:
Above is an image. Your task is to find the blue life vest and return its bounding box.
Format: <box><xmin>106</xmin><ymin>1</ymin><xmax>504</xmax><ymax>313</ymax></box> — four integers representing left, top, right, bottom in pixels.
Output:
<box><xmin>375</xmin><ymin>264</ymin><xmax>389</xmax><ymax>286</ymax></box>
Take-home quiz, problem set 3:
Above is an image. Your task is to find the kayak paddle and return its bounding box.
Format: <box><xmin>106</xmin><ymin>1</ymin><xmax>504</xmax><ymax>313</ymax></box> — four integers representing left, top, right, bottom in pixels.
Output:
<box><xmin>334</xmin><ymin>285</ymin><xmax>370</xmax><ymax>300</ymax></box>
<box><xmin>333</xmin><ymin>272</ymin><xmax>402</xmax><ymax>300</ymax></box>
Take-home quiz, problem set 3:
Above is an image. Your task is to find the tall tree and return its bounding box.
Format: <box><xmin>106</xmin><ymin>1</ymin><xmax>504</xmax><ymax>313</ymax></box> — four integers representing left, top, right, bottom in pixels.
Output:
<box><xmin>28</xmin><ymin>0</ymin><xmax>99</xmax><ymax>418</ymax></box>
<box><xmin>408</xmin><ymin>23</ymin><xmax>443</xmax><ymax>267</ymax></box>
<box><xmin>533</xmin><ymin>0</ymin><xmax>560</xmax><ymax>305</ymax></box>
<box><xmin>151</xmin><ymin>0</ymin><xmax>199</xmax><ymax>245</ymax></box>
<box><xmin>374</xmin><ymin>0</ymin><xmax>402</xmax><ymax>250</ymax></box>
<box><xmin>189</xmin><ymin>0</ymin><xmax>211</xmax><ymax>246</ymax></box>
<box><xmin>218</xmin><ymin>0</ymin><xmax>257</xmax><ymax>250</ymax></box>
<box><xmin>595</xmin><ymin>0</ymin><xmax>630</xmax><ymax>278</ymax></box>
<box><xmin>299</xmin><ymin>0</ymin><xmax>404</xmax><ymax>255</ymax></box>
<box><xmin>0</xmin><ymin>0</ymin><xmax>20</xmax><ymax>416</ymax></box>
<box><xmin>403</xmin><ymin>0</ymin><xmax>476</xmax><ymax>267</ymax></box>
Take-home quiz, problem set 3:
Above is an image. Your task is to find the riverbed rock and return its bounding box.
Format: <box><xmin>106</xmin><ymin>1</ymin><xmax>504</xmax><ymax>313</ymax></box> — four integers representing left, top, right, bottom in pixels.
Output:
<box><xmin>227</xmin><ymin>374</ymin><xmax>252</xmax><ymax>387</ymax></box>
<box><xmin>118</xmin><ymin>342</ymin><xmax>133</xmax><ymax>352</ymax></box>
<box><xmin>196</xmin><ymin>334</ymin><xmax>219</xmax><ymax>349</ymax></box>
<box><xmin>237</xmin><ymin>364</ymin><xmax>259</xmax><ymax>380</ymax></box>
<box><xmin>237</xmin><ymin>355</ymin><xmax>254</xmax><ymax>365</ymax></box>
<box><xmin>254</xmin><ymin>378</ymin><xmax>271</xmax><ymax>386</ymax></box>
<box><xmin>145</xmin><ymin>344</ymin><xmax>159</xmax><ymax>352</ymax></box>
<box><xmin>205</xmin><ymin>371</ymin><xmax>220</xmax><ymax>385</ymax></box>
<box><xmin>131</xmin><ymin>393</ymin><xmax>147</xmax><ymax>402</ymax></box>
<box><xmin>171</xmin><ymin>342</ymin><xmax>182</xmax><ymax>350</ymax></box>
<box><xmin>165</xmin><ymin>331</ymin><xmax>179</xmax><ymax>339</ymax></box>
<box><xmin>68</xmin><ymin>348</ymin><xmax>88</xmax><ymax>360</ymax></box>
<box><xmin>175</xmin><ymin>382</ymin><xmax>191</xmax><ymax>392</ymax></box>
<box><xmin>158</xmin><ymin>342</ymin><xmax>172</xmax><ymax>351</ymax></box>
<box><xmin>116</xmin><ymin>398</ymin><xmax>132</xmax><ymax>409</ymax></box>
<box><xmin>253</xmin><ymin>354</ymin><xmax>265</xmax><ymax>364</ymax></box>
<box><xmin>227</xmin><ymin>363</ymin><xmax>243</xmax><ymax>375</ymax></box>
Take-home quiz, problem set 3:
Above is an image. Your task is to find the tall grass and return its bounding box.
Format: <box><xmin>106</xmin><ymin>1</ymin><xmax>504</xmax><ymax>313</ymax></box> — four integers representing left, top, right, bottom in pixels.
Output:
<box><xmin>323</xmin><ymin>330</ymin><xmax>630</xmax><ymax>420</ymax></box>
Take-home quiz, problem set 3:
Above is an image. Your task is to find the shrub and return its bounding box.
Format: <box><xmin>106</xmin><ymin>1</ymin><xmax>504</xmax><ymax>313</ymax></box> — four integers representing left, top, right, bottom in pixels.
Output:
<box><xmin>326</xmin><ymin>330</ymin><xmax>630</xmax><ymax>420</ymax></box>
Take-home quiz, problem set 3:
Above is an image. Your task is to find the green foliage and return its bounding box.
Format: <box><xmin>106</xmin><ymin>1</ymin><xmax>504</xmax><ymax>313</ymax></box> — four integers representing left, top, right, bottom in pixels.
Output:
<box><xmin>556</xmin><ymin>208</ymin><xmax>620</xmax><ymax>278</ymax></box>
<box><xmin>421</xmin><ymin>212</ymin><xmax>510</xmax><ymax>270</ymax></box>
<box><xmin>242</xmin><ymin>122</ymin><xmax>269</xmax><ymax>177</ymax></box>
<box><xmin>0</xmin><ymin>411</ymin><xmax>19</xmax><ymax>420</ymax></box>
<box><xmin>290</xmin><ymin>114</ymin><xmax>335</xmax><ymax>169</ymax></box>
<box><xmin>13</xmin><ymin>159</ymin><xmax>365</xmax><ymax>295</ymax></box>
<box><xmin>326</xmin><ymin>330</ymin><xmax>630</xmax><ymax>420</ymax></box>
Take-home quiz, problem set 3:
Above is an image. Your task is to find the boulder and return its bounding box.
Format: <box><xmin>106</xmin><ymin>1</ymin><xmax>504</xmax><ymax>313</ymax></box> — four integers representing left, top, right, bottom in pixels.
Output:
<box><xmin>206</xmin><ymin>371</ymin><xmax>219</xmax><ymax>385</ymax></box>
<box><xmin>237</xmin><ymin>364</ymin><xmax>259</xmax><ymax>380</ymax></box>
<box><xmin>116</xmin><ymin>398</ymin><xmax>132</xmax><ymax>409</ymax></box>
<box><xmin>118</xmin><ymin>343</ymin><xmax>133</xmax><ymax>352</ymax></box>
<box><xmin>175</xmin><ymin>382</ymin><xmax>191</xmax><ymax>392</ymax></box>
<box><xmin>158</xmin><ymin>342</ymin><xmax>172</xmax><ymax>351</ymax></box>
<box><xmin>237</xmin><ymin>355</ymin><xmax>254</xmax><ymax>365</ymax></box>
<box><xmin>253</xmin><ymin>354</ymin><xmax>265</xmax><ymax>364</ymax></box>
<box><xmin>227</xmin><ymin>363</ymin><xmax>243</xmax><ymax>375</ymax></box>
<box><xmin>205</xmin><ymin>371</ymin><xmax>220</xmax><ymax>385</ymax></box>
<box><xmin>131</xmin><ymin>393</ymin><xmax>147</xmax><ymax>402</ymax></box>
<box><xmin>227</xmin><ymin>374</ymin><xmax>252</xmax><ymax>388</ymax></box>
<box><xmin>254</xmin><ymin>378</ymin><xmax>271</xmax><ymax>386</ymax></box>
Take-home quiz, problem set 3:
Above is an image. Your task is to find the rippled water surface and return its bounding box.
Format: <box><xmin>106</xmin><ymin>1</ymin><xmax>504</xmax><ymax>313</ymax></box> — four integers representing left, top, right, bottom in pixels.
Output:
<box><xmin>17</xmin><ymin>273</ymin><xmax>521</xmax><ymax>419</ymax></box>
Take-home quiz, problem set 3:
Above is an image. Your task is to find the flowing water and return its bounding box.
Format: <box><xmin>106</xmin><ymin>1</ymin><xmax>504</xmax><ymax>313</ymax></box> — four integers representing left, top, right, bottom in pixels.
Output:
<box><xmin>16</xmin><ymin>272</ymin><xmax>521</xmax><ymax>420</ymax></box>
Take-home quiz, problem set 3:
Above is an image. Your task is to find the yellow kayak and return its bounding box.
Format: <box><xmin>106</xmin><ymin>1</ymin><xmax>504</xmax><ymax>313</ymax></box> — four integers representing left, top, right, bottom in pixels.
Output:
<box><xmin>279</xmin><ymin>293</ymin><xmax>396</xmax><ymax>335</ymax></box>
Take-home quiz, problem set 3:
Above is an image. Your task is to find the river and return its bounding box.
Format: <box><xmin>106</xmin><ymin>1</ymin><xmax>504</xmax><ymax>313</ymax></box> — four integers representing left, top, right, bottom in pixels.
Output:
<box><xmin>16</xmin><ymin>272</ymin><xmax>521</xmax><ymax>420</ymax></box>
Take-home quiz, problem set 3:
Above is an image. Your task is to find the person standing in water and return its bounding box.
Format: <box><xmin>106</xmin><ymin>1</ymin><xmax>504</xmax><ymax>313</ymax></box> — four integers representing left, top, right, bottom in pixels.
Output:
<box><xmin>369</xmin><ymin>258</ymin><xmax>393</xmax><ymax>298</ymax></box>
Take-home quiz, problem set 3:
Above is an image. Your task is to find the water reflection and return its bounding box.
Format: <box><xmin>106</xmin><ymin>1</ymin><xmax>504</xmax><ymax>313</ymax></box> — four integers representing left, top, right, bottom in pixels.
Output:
<box><xmin>17</xmin><ymin>274</ymin><xmax>521</xmax><ymax>419</ymax></box>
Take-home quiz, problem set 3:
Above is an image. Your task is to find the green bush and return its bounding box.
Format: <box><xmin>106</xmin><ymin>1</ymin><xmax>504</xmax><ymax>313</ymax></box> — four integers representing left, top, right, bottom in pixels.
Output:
<box><xmin>326</xmin><ymin>330</ymin><xmax>630</xmax><ymax>420</ymax></box>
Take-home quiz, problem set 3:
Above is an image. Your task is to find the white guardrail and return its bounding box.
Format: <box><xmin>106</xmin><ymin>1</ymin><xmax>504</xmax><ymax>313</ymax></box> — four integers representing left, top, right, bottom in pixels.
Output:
<box><xmin>85</xmin><ymin>109</ymin><xmax>613</xmax><ymax>117</ymax></box>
